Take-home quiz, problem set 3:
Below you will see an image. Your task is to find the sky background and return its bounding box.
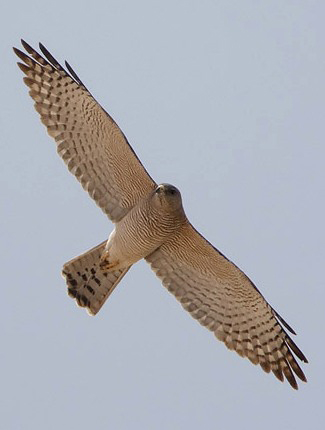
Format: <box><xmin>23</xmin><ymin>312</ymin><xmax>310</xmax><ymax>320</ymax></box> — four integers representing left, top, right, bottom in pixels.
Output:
<box><xmin>2</xmin><ymin>1</ymin><xmax>324</xmax><ymax>429</ymax></box>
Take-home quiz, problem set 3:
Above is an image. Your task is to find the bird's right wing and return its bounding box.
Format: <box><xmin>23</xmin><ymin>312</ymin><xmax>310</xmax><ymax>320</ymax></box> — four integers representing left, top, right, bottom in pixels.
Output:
<box><xmin>14</xmin><ymin>40</ymin><xmax>156</xmax><ymax>222</ymax></box>
<box><xmin>146</xmin><ymin>222</ymin><xmax>308</xmax><ymax>389</ymax></box>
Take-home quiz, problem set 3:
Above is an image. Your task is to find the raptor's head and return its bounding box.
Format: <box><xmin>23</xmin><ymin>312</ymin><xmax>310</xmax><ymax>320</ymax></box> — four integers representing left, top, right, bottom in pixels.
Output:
<box><xmin>152</xmin><ymin>183</ymin><xmax>184</xmax><ymax>213</ymax></box>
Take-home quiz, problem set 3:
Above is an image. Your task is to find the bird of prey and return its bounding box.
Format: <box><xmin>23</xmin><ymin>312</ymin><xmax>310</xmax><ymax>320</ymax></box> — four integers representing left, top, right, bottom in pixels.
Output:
<box><xmin>14</xmin><ymin>40</ymin><xmax>308</xmax><ymax>389</ymax></box>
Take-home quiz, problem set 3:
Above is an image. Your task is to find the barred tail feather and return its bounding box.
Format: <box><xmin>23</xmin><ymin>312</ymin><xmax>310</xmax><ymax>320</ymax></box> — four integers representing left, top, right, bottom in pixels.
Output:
<box><xmin>62</xmin><ymin>241</ymin><xmax>131</xmax><ymax>315</ymax></box>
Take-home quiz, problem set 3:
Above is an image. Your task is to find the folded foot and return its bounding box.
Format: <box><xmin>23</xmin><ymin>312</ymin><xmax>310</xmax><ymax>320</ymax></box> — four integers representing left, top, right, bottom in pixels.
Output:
<box><xmin>99</xmin><ymin>251</ymin><xmax>119</xmax><ymax>272</ymax></box>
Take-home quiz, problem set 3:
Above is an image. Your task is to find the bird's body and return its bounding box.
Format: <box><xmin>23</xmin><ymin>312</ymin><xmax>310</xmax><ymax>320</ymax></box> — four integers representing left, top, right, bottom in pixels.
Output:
<box><xmin>100</xmin><ymin>184</ymin><xmax>187</xmax><ymax>271</ymax></box>
<box><xmin>14</xmin><ymin>40</ymin><xmax>308</xmax><ymax>389</ymax></box>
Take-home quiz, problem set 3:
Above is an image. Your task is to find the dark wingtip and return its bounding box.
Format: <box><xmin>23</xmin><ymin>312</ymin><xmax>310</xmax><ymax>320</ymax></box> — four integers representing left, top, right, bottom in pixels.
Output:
<box><xmin>65</xmin><ymin>60</ymin><xmax>84</xmax><ymax>86</ymax></box>
<box><xmin>291</xmin><ymin>381</ymin><xmax>299</xmax><ymax>390</ymax></box>
<box><xmin>39</xmin><ymin>42</ymin><xmax>52</xmax><ymax>60</ymax></box>
<box><xmin>301</xmin><ymin>373</ymin><xmax>308</xmax><ymax>383</ymax></box>
<box><xmin>286</xmin><ymin>335</ymin><xmax>308</xmax><ymax>363</ymax></box>
<box><xmin>39</xmin><ymin>42</ymin><xmax>64</xmax><ymax>71</ymax></box>
<box><xmin>21</xmin><ymin>39</ymin><xmax>35</xmax><ymax>54</ymax></box>
<box><xmin>273</xmin><ymin>309</ymin><xmax>297</xmax><ymax>335</ymax></box>
<box><xmin>13</xmin><ymin>47</ymin><xmax>27</xmax><ymax>61</ymax></box>
<box><xmin>13</xmin><ymin>46</ymin><xmax>21</xmax><ymax>59</ymax></box>
<box><xmin>16</xmin><ymin>39</ymin><xmax>89</xmax><ymax>93</ymax></box>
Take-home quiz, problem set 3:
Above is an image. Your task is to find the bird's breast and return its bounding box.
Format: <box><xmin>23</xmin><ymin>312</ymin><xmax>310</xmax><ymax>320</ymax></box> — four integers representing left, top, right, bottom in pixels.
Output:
<box><xmin>109</xmin><ymin>199</ymin><xmax>184</xmax><ymax>267</ymax></box>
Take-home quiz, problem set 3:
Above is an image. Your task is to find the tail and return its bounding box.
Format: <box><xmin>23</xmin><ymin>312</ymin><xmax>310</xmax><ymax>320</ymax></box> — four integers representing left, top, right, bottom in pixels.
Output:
<box><xmin>62</xmin><ymin>241</ymin><xmax>131</xmax><ymax>315</ymax></box>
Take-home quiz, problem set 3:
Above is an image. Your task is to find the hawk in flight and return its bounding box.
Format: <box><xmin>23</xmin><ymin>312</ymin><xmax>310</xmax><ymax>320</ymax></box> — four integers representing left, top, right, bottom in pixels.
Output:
<box><xmin>14</xmin><ymin>40</ymin><xmax>308</xmax><ymax>389</ymax></box>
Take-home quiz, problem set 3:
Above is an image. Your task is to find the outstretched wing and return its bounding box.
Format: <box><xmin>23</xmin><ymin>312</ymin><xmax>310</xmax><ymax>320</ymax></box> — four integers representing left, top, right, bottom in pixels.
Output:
<box><xmin>14</xmin><ymin>40</ymin><xmax>156</xmax><ymax>222</ymax></box>
<box><xmin>146</xmin><ymin>222</ymin><xmax>308</xmax><ymax>389</ymax></box>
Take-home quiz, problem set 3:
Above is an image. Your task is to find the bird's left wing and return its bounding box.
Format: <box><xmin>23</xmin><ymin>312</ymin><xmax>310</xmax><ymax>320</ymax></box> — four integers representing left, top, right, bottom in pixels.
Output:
<box><xmin>145</xmin><ymin>222</ymin><xmax>308</xmax><ymax>389</ymax></box>
<box><xmin>14</xmin><ymin>40</ymin><xmax>156</xmax><ymax>222</ymax></box>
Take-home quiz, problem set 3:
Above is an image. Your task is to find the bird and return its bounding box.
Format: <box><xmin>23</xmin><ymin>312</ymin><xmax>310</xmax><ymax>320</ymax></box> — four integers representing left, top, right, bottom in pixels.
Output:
<box><xmin>14</xmin><ymin>39</ymin><xmax>308</xmax><ymax>389</ymax></box>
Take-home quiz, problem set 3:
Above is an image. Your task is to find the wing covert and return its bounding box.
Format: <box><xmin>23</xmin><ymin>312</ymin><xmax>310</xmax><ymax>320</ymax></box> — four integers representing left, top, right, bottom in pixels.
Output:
<box><xmin>14</xmin><ymin>40</ymin><xmax>156</xmax><ymax>222</ymax></box>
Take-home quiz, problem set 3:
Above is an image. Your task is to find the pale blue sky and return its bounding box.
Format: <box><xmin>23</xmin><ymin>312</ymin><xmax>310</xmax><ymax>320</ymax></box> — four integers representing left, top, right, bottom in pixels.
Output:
<box><xmin>2</xmin><ymin>1</ymin><xmax>324</xmax><ymax>429</ymax></box>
